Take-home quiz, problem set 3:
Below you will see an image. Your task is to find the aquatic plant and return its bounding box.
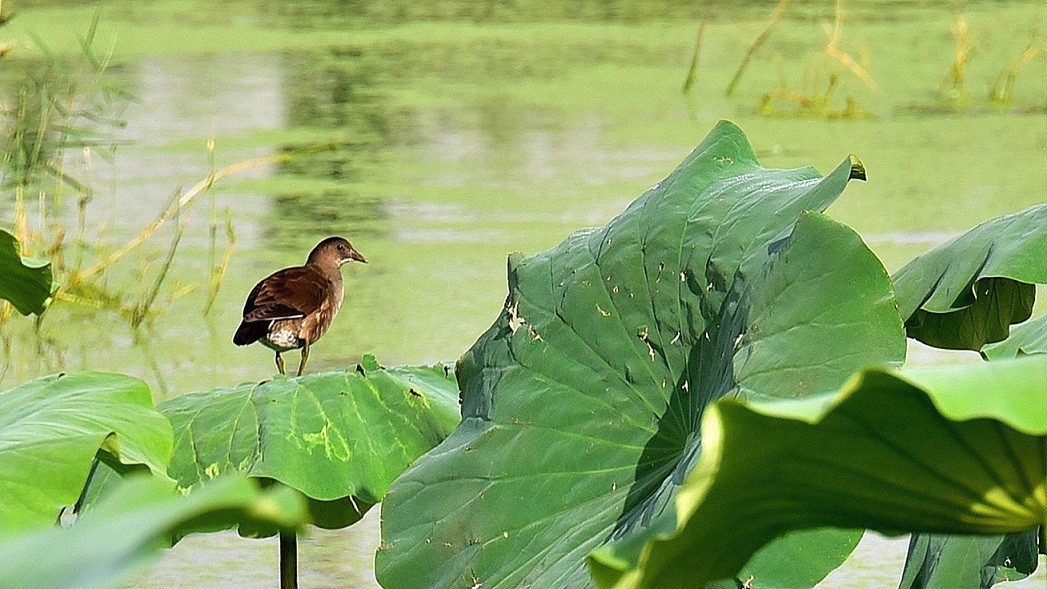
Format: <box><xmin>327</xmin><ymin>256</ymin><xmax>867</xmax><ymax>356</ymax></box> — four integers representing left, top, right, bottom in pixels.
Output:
<box><xmin>0</xmin><ymin>121</ymin><xmax>1042</xmax><ymax>589</ymax></box>
<box><xmin>912</xmin><ymin>13</ymin><xmax>1043</xmax><ymax>115</ymax></box>
<box><xmin>989</xmin><ymin>42</ymin><xmax>1041</xmax><ymax>109</ymax></box>
<box><xmin>156</xmin><ymin>357</ymin><xmax>460</xmax><ymax>588</ymax></box>
<box><xmin>0</xmin><ymin>229</ymin><xmax>51</xmax><ymax>317</ymax></box>
<box><xmin>0</xmin><ymin>14</ymin><xmax>256</xmax><ymax>350</ymax></box>
<box><xmin>938</xmin><ymin>13</ymin><xmax>977</xmax><ymax>111</ymax></box>
<box><xmin>0</xmin><ymin>356</ymin><xmax>459</xmax><ymax>589</ymax></box>
<box><xmin>0</xmin><ymin>372</ymin><xmax>171</xmax><ymax>535</ymax></box>
<box><xmin>0</xmin><ymin>475</ymin><xmax>306</xmax><ymax>589</ymax></box>
<box><xmin>753</xmin><ymin>1</ymin><xmax>875</xmax><ymax>119</ymax></box>
<box><xmin>376</xmin><ymin>121</ymin><xmax>1046</xmax><ymax>589</ymax></box>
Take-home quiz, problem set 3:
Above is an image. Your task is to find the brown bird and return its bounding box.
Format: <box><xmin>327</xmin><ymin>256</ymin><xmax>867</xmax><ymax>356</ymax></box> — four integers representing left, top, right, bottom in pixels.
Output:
<box><xmin>233</xmin><ymin>237</ymin><xmax>366</xmax><ymax>376</ymax></box>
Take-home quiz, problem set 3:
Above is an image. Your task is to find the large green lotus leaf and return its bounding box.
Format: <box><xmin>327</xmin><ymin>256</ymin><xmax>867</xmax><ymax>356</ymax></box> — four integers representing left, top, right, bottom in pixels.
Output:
<box><xmin>897</xmin><ymin>530</ymin><xmax>1040</xmax><ymax>589</ymax></box>
<box><xmin>719</xmin><ymin>528</ymin><xmax>863</xmax><ymax>589</ymax></box>
<box><xmin>0</xmin><ymin>229</ymin><xmax>52</xmax><ymax>315</ymax></box>
<box><xmin>589</xmin><ymin>356</ymin><xmax>1047</xmax><ymax>589</ymax></box>
<box><xmin>0</xmin><ymin>474</ymin><xmax>305</xmax><ymax>589</ymax></box>
<box><xmin>892</xmin><ymin>204</ymin><xmax>1047</xmax><ymax>351</ymax></box>
<box><xmin>906</xmin><ymin>312</ymin><xmax>1046</xmax><ymax>589</ymax></box>
<box><xmin>981</xmin><ymin>314</ymin><xmax>1047</xmax><ymax>360</ymax></box>
<box><xmin>159</xmin><ymin>356</ymin><xmax>460</xmax><ymax>532</ymax></box>
<box><xmin>377</xmin><ymin>121</ymin><xmax>905</xmax><ymax>589</ymax></box>
<box><xmin>0</xmin><ymin>372</ymin><xmax>173</xmax><ymax>536</ymax></box>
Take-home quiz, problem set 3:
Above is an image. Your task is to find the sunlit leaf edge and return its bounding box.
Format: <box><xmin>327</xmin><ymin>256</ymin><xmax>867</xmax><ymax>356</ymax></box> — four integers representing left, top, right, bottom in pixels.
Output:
<box><xmin>589</xmin><ymin>355</ymin><xmax>1047</xmax><ymax>589</ymax></box>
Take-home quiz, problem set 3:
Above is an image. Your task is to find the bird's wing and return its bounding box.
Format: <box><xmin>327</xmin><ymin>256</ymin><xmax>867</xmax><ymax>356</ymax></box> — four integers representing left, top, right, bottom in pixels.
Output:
<box><xmin>241</xmin><ymin>266</ymin><xmax>329</xmax><ymax>323</ymax></box>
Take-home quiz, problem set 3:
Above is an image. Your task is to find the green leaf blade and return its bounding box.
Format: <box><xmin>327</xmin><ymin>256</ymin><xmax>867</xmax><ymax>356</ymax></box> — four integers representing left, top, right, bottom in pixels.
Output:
<box><xmin>591</xmin><ymin>356</ymin><xmax>1047</xmax><ymax>588</ymax></box>
<box><xmin>0</xmin><ymin>229</ymin><xmax>53</xmax><ymax>316</ymax></box>
<box><xmin>378</xmin><ymin>121</ymin><xmax>904</xmax><ymax>589</ymax></box>
<box><xmin>0</xmin><ymin>474</ymin><xmax>306</xmax><ymax>589</ymax></box>
<box><xmin>160</xmin><ymin>361</ymin><xmax>460</xmax><ymax>533</ymax></box>
<box><xmin>0</xmin><ymin>372</ymin><xmax>173</xmax><ymax>536</ymax></box>
<box><xmin>899</xmin><ymin>531</ymin><xmax>1040</xmax><ymax>589</ymax></box>
<box><xmin>892</xmin><ymin>204</ymin><xmax>1047</xmax><ymax>351</ymax></box>
<box><xmin>981</xmin><ymin>314</ymin><xmax>1047</xmax><ymax>359</ymax></box>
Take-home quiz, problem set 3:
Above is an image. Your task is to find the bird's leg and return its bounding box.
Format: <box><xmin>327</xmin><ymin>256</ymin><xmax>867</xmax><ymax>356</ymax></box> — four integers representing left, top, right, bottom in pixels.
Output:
<box><xmin>275</xmin><ymin>352</ymin><xmax>286</xmax><ymax>375</ymax></box>
<box><xmin>297</xmin><ymin>341</ymin><xmax>310</xmax><ymax>377</ymax></box>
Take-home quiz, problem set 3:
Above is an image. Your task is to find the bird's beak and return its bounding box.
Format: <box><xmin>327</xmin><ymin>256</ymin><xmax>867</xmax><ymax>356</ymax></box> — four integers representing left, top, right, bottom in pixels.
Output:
<box><xmin>348</xmin><ymin>249</ymin><xmax>367</xmax><ymax>264</ymax></box>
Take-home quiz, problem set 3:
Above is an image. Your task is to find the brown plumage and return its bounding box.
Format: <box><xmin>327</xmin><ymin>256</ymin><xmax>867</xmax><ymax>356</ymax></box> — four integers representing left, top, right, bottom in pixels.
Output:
<box><xmin>234</xmin><ymin>237</ymin><xmax>366</xmax><ymax>376</ymax></box>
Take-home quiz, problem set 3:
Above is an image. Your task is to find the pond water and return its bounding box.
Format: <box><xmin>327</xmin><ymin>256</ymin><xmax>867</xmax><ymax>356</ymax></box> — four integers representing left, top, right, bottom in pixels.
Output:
<box><xmin>1</xmin><ymin>0</ymin><xmax>1045</xmax><ymax>587</ymax></box>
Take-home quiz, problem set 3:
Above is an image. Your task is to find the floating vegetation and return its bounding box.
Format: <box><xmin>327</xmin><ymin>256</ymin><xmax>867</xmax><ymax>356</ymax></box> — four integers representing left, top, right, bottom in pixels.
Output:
<box><xmin>757</xmin><ymin>76</ymin><xmax>874</xmax><ymax>120</ymax></box>
<box><xmin>258</xmin><ymin>51</ymin><xmax>397</xmax><ymax>249</ymax></box>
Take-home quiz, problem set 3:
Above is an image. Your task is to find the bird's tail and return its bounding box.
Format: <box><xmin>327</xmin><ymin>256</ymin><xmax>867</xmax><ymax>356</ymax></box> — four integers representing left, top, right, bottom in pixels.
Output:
<box><xmin>233</xmin><ymin>321</ymin><xmax>267</xmax><ymax>346</ymax></box>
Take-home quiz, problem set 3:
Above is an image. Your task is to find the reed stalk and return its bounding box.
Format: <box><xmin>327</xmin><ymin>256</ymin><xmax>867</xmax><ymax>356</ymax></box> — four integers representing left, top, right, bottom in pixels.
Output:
<box><xmin>725</xmin><ymin>0</ymin><xmax>791</xmax><ymax>97</ymax></box>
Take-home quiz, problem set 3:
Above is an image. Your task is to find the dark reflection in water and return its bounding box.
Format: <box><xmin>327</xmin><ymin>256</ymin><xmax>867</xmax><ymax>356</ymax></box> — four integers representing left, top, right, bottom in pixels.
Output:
<box><xmin>263</xmin><ymin>50</ymin><xmax>415</xmax><ymax>249</ymax></box>
<box><xmin>256</xmin><ymin>0</ymin><xmax>711</xmax><ymax>25</ymax></box>
<box><xmin>282</xmin><ymin>49</ymin><xmax>404</xmax><ymax>135</ymax></box>
<box><xmin>250</xmin><ymin>0</ymin><xmax>928</xmax><ymax>28</ymax></box>
<box><xmin>268</xmin><ymin>186</ymin><xmax>386</xmax><ymax>243</ymax></box>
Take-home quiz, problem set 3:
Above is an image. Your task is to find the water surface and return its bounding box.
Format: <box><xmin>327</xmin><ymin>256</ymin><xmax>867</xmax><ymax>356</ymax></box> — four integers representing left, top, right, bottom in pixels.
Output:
<box><xmin>1</xmin><ymin>1</ymin><xmax>1044</xmax><ymax>586</ymax></box>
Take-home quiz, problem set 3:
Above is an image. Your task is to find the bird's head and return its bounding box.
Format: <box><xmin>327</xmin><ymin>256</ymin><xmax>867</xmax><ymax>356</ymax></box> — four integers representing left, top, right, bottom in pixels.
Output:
<box><xmin>308</xmin><ymin>236</ymin><xmax>367</xmax><ymax>268</ymax></box>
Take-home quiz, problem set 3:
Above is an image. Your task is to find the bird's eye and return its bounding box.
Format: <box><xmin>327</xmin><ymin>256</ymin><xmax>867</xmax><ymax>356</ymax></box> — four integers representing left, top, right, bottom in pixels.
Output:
<box><xmin>337</xmin><ymin>244</ymin><xmax>346</xmax><ymax>251</ymax></box>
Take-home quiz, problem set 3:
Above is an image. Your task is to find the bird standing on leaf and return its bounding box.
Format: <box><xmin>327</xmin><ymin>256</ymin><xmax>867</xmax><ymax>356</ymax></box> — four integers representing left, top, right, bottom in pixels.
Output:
<box><xmin>233</xmin><ymin>237</ymin><xmax>366</xmax><ymax>376</ymax></box>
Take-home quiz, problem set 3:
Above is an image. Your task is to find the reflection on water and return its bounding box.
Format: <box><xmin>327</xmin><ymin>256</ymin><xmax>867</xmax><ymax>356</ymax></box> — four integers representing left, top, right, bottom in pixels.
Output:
<box><xmin>264</xmin><ymin>50</ymin><xmax>401</xmax><ymax>248</ymax></box>
<box><xmin>2</xmin><ymin>1</ymin><xmax>1046</xmax><ymax>587</ymax></box>
<box><xmin>258</xmin><ymin>0</ymin><xmax>712</xmax><ymax>26</ymax></box>
<box><xmin>132</xmin><ymin>512</ymin><xmax>383</xmax><ymax>589</ymax></box>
